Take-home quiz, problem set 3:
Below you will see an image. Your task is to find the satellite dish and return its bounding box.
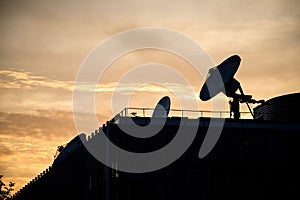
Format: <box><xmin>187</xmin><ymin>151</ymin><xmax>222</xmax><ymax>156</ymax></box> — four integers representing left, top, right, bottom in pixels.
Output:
<box><xmin>200</xmin><ymin>55</ymin><xmax>264</xmax><ymax>119</ymax></box>
<box><xmin>152</xmin><ymin>96</ymin><xmax>171</xmax><ymax>118</ymax></box>
<box><xmin>200</xmin><ymin>55</ymin><xmax>241</xmax><ymax>101</ymax></box>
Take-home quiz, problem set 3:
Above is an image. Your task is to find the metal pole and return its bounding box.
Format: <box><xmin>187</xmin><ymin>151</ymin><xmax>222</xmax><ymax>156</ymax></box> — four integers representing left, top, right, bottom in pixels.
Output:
<box><xmin>238</xmin><ymin>86</ymin><xmax>254</xmax><ymax>118</ymax></box>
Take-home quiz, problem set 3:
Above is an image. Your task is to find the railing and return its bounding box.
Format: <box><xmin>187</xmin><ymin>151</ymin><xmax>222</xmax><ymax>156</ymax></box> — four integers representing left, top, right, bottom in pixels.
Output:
<box><xmin>11</xmin><ymin>165</ymin><xmax>53</xmax><ymax>199</ymax></box>
<box><xmin>119</xmin><ymin>107</ymin><xmax>253</xmax><ymax>119</ymax></box>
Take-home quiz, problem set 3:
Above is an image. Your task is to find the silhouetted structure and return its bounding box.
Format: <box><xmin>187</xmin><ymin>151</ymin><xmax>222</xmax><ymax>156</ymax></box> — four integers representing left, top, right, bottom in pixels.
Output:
<box><xmin>254</xmin><ymin>93</ymin><xmax>300</xmax><ymax>123</ymax></box>
<box><xmin>200</xmin><ymin>55</ymin><xmax>265</xmax><ymax>119</ymax></box>
<box><xmin>11</xmin><ymin>94</ymin><xmax>300</xmax><ymax>199</ymax></box>
<box><xmin>152</xmin><ymin>96</ymin><xmax>170</xmax><ymax>118</ymax></box>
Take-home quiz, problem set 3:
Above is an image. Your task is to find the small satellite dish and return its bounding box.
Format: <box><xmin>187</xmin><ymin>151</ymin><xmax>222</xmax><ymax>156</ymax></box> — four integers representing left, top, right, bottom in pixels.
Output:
<box><xmin>152</xmin><ymin>96</ymin><xmax>171</xmax><ymax>118</ymax></box>
<box><xmin>200</xmin><ymin>55</ymin><xmax>264</xmax><ymax>119</ymax></box>
<box><xmin>130</xmin><ymin>112</ymin><xmax>137</xmax><ymax>117</ymax></box>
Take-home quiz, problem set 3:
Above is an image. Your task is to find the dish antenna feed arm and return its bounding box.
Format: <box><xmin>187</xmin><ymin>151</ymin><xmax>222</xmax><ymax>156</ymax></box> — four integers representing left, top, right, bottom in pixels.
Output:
<box><xmin>225</xmin><ymin>78</ymin><xmax>264</xmax><ymax>119</ymax></box>
<box><xmin>200</xmin><ymin>55</ymin><xmax>264</xmax><ymax>119</ymax></box>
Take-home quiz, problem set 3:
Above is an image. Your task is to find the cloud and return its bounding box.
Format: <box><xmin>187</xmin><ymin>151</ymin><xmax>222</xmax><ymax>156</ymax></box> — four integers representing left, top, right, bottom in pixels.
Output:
<box><xmin>0</xmin><ymin>69</ymin><xmax>197</xmax><ymax>94</ymax></box>
<box><xmin>0</xmin><ymin>110</ymin><xmax>109</xmax><ymax>193</ymax></box>
<box><xmin>76</xmin><ymin>81</ymin><xmax>195</xmax><ymax>94</ymax></box>
<box><xmin>0</xmin><ymin>69</ymin><xmax>73</xmax><ymax>90</ymax></box>
<box><xmin>0</xmin><ymin>0</ymin><xmax>300</xmax><ymax>194</ymax></box>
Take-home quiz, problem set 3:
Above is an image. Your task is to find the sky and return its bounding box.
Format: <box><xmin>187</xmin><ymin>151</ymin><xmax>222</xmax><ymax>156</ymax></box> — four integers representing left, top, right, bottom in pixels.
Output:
<box><xmin>0</xmin><ymin>0</ymin><xmax>300</xmax><ymax>193</ymax></box>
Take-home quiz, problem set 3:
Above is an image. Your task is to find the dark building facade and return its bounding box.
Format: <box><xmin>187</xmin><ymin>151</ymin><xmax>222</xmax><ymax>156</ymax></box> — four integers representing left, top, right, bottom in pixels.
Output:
<box><xmin>254</xmin><ymin>93</ymin><xmax>300</xmax><ymax>123</ymax></box>
<box><xmin>11</xmin><ymin>115</ymin><xmax>300</xmax><ymax>200</ymax></box>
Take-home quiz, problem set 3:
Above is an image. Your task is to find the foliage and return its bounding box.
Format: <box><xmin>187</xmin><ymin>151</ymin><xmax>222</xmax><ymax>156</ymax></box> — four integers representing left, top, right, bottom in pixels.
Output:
<box><xmin>0</xmin><ymin>175</ymin><xmax>15</xmax><ymax>200</ymax></box>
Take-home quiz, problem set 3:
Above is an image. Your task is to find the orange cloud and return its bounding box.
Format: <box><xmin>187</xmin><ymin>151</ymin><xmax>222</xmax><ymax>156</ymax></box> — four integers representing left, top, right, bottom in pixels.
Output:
<box><xmin>0</xmin><ymin>0</ymin><xmax>299</xmax><ymax>194</ymax></box>
<box><xmin>0</xmin><ymin>70</ymin><xmax>73</xmax><ymax>90</ymax></box>
<box><xmin>0</xmin><ymin>110</ymin><xmax>109</xmax><ymax>193</ymax></box>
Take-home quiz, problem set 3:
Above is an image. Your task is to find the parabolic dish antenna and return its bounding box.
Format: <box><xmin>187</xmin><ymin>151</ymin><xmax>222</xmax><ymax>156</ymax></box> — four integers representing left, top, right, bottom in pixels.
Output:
<box><xmin>152</xmin><ymin>96</ymin><xmax>171</xmax><ymax>118</ymax></box>
<box><xmin>200</xmin><ymin>55</ymin><xmax>241</xmax><ymax>101</ymax></box>
<box><xmin>199</xmin><ymin>55</ymin><xmax>264</xmax><ymax>119</ymax></box>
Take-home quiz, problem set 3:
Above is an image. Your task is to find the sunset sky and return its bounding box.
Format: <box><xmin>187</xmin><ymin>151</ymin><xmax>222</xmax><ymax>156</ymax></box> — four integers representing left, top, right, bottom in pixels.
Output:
<box><xmin>1</xmin><ymin>0</ymin><xmax>300</xmax><ymax>192</ymax></box>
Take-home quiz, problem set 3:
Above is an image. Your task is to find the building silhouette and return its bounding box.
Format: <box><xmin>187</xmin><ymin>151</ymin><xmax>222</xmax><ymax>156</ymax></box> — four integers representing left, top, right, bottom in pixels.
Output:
<box><xmin>11</xmin><ymin>93</ymin><xmax>300</xmax><ymax>200</ymax></box>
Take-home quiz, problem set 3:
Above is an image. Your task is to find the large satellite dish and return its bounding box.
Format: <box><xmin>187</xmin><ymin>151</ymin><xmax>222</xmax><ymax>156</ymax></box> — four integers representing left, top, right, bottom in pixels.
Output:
<box><xmin>152</xmin><ymin>96</ymin><xmax>171</xmax><ymax>118</ymax></box>
<box><xmin>200</xmin><ymin>55</ymin><xmax>264</xmax><ymax>119</ymax></box>
<box><xmin>200</xmin><ymin>55</ymin><xmax>241</xmax><ymax>101</ymax></box>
